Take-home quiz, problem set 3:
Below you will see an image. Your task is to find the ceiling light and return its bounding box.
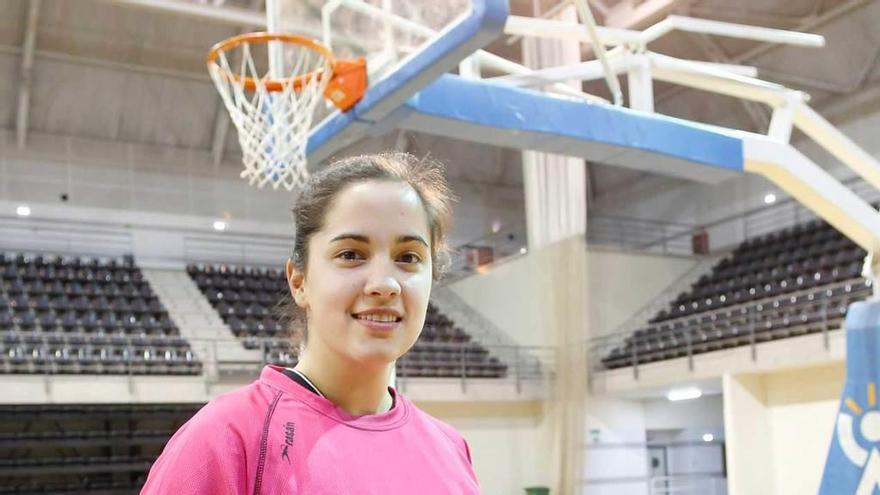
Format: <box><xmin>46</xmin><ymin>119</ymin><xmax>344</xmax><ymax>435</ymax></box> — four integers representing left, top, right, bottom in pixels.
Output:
<box><xmin>213</xmin><ymin>220</ymin><xmax>227</xmax><ymax>231</ymax></box>
<box><xmin>702</xmin><ymin>433</ymin><xmax>714</xmax><ymax>442</ymax></box>
<box><xmin>667</xmin><ymin>387</ymin><xmax>702</xmax><ymax>402</ymax></box>
<box><xmin>520</xmin><ymin>247</ymin><xmax>527</xmax><ymax>254</ymax></box>
<box><xmin>16</xmin><ymin>205</ymin><xmax>31</xmax><ymax>217</ymax></box>
<box><xmin>764</xmin><ymin>193</ymin><xmax>777</xmax><ymax>205</ymax></box>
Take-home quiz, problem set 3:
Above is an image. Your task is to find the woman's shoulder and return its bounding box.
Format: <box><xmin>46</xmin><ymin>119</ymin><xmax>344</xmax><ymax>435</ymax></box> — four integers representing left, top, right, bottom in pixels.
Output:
<box><xmin>402</xmin><ymin>397</ymin><xmax>471</xmax><ymax>451</ymax></box>
<box><xmin>190</xmin><ymin>376</ymin><xmax>279</xmax><ymax>431</ymax></box>
<box><xmin>140</xmin><ymin>382</ymin><xmax>268</xmax><ymax>493</ymax></box>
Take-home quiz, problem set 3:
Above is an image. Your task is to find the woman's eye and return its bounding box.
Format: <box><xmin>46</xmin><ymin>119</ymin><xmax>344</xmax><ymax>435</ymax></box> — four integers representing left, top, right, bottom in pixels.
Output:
<box><xmin>399</xmin><ymin>252</ymin><xmax>422</xmax><ymax>264</ymax></box>
<box><xmin>337</xmin><ymin>250</ymin><xmax>363</xmax><ymax>261</ymax></box>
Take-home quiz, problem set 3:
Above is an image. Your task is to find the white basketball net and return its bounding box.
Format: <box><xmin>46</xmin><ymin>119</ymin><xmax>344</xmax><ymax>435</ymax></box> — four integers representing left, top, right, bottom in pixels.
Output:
<box><xmin>208</xmin><ymin>40</ymin><xmax>332</xmax><ymax>191</ymax></box>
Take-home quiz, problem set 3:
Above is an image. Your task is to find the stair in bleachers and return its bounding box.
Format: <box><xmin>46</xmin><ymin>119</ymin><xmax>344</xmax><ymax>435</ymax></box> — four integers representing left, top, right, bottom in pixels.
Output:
<box><xmin>0</xmin><ymin>252</ymin><xmax>201</xmax><ymax>375</ymax></box>
<box><xmin>601</xmin><ymin>218</ymin><xmax>872</xmax><ymax>369</ymax></box>
<box><xmin>140</xmin><ymin>268</ymin><xmax>263</xmax><ymax>368</ymax></box>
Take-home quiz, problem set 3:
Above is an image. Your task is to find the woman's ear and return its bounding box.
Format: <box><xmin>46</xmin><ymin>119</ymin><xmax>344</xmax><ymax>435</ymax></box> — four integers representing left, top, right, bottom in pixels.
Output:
<box><xmin>286</xmin><ymin>258</ymin><xmax>308</xmax><ymax>310</ymax></box>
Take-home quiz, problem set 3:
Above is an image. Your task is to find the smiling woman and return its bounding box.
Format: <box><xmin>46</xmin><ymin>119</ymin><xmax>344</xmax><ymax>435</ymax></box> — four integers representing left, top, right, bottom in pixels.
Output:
<box><xmin>140</xmin><ymin>153</ymin><xmax>481</xmax><ymax>495</ymax></box>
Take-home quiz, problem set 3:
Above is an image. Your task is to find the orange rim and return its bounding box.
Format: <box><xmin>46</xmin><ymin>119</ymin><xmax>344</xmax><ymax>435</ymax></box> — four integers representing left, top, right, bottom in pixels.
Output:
<box><xmin>207</xmin><ymin>32</ymin><xmax>336</xmax><ymax>92</ymax></box>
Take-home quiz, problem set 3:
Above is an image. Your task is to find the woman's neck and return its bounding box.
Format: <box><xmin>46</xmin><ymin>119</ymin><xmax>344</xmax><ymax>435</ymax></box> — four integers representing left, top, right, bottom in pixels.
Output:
<box><xmin>294</xmin><ymin>348</ymin><xmax>394</xmax><ymax>416</ymax></box>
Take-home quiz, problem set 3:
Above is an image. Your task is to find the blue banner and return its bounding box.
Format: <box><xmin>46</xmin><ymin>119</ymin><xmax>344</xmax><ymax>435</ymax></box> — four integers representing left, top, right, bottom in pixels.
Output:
<box><xmin>820</xmin><ymin>300</ymin><xmax>880</xmax><ymax>495</ymax></box>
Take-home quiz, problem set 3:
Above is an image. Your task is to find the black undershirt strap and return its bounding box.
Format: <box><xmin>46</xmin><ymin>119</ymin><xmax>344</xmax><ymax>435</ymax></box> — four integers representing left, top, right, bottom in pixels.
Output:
<box><xmin>281</xmin><ymin>368</ymin><xmax>396</xmax><ymax>410</ymax></box>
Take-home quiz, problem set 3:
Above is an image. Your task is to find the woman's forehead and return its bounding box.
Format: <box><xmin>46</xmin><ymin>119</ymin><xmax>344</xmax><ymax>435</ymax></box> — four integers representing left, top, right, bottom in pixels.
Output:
<box><xmin>320</xmin><ymin>181</ymin><xmax>431</xmax><ymax>240</ymax></box>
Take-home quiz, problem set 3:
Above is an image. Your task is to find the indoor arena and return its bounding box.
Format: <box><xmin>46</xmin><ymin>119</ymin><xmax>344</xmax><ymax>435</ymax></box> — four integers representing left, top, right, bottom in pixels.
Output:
<box><xmin>1</xmin><ymin>0</ymin><xmax>879</xmax><ymax>493</ymax></box>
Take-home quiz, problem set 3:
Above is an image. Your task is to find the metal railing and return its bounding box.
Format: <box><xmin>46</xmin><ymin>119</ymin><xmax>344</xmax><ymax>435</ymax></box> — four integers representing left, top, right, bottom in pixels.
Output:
<box><xmin>190</xmin><ymin>337</ymin><xmax>556</xmax><ymax>394</ymax></box>
<box><xmin>588</xmin><ymin>277</ymin><xmax>873</xmax><ymax>378</ymax></box>
<box><xmin>586</xmin><ymin>214</ymin><xmax>699</xmax><ymax>256</ymax></box>
<box><xmin>650</xmin><ymin>475</ymin><xmax>726</xmax><ymax>495</ymax></box>
<box><xmin>0</xmin><ymin>335</ymin><xmax>556</xmax><ymax>395</ymax></box>
<box><xmin>606</xmin><ymin>253</ymin><xmax>728</xmax><ymax>339</ymax></box>
<box><xmin>442</xmin><ymin>224</ymin><xmax>528</xmax><ymax>284</ymax></box>
<box><xmin>582</xmin><ymin>440</ymin><xmax>727</xmax><ymax>494</ymax></box>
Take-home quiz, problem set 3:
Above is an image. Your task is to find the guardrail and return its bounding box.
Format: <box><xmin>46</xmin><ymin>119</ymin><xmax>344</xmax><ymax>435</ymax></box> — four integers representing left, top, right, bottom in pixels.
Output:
<box><xmin>588</xmin><ymin>277</ymin><xmax>872</xmax><ymax>379</ymax></box>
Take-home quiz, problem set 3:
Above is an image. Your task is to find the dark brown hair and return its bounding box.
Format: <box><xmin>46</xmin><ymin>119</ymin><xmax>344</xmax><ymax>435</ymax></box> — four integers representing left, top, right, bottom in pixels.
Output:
<box><xmin>280</xmin><ymin>152</ymin><xmax>456</xmax><ymax>345</ymax></box>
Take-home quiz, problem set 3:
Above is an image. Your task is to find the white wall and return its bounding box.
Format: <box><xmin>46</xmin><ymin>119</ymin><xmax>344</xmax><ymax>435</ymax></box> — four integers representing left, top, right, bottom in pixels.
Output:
<box><xmin>644</xmin><ymin>395</ymin><xmax>724</xmax><ymax>433</ymax></box>
<box><xmin>0</xmin><ymin>129</ymin><xmax>525</xmax><ymax>249</ymax></box>
<box><xmin>583</xmin><ymin>396</ymin><xmax>649</xmax><ymax>495</ymax></box>
<box><xmin>586</xmin><ymin>249</ymin><xmax>697</xmax><ymax>337</ymax></box>
<box><xmin>723</xmin><ymin>363</ymin><xmax>843</xmax><ymax>495</ymax></box>
<box><xmin>723</xmin><ymin>373</ymin><xmax>774</xmax><ymax>495</ymax></box>
<box><xmin>766</xmin><ymin>364</ymin><xmax>842</xmax><ymax>495</ymax></box>
<box><xmin>417</xmin><ymin>400</ymin><xmax>553</xmax><ymax>495</ymax></box>
<box><xmin>447</xmin><ymin>247</ymin><xmax>698</xmax><ymax>344</ymax></box>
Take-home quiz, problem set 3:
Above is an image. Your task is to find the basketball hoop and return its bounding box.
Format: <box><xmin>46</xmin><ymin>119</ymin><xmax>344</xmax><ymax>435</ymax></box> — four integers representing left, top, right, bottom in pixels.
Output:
<box><xmin>207</xmin><ymin>32</ymin><xmax>366</xmax><ymax>191</ymax></box>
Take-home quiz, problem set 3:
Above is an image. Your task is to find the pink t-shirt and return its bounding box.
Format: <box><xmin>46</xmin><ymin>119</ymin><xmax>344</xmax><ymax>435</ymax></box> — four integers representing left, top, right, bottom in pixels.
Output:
<box><xmin>141</xmin><ymin>365</ymin><xmax>480</xmax><ymax>494</ymax></box>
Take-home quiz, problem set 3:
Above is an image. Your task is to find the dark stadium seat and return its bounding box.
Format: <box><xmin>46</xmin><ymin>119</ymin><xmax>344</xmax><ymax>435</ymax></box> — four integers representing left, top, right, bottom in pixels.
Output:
<box><xmin>0</xmin><ymin>252</ymin><xmax>201</xmax><ymax>376</ymax></box>
<box><xmin>187</xmin><ymin>263</ymin><xmax>507</xmax><ymax>379</ymax></box>
<box><xmin>601</xmin><ymin>220</ymin><xmax>871</xmax><ymax>370</ymax></box>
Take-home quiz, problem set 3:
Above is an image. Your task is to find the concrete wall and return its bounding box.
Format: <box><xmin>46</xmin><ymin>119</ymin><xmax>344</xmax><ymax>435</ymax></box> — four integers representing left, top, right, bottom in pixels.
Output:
<box><xmin>447</xmin><ymin>247</ymin><xmax>698</xmax><ymax>343</ymax></box>
<box><xmin>0</xmin><ymin>129</ymin><xmax>524</xmax><ymax>248</ymax></box>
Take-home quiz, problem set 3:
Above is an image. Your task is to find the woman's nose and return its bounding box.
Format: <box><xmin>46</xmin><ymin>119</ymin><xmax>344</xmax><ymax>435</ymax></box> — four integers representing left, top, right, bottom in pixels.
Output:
<box><xmin>363</xmin><ymin>260</ymin><xmax>401</xmax><ymax>298</ymax></box>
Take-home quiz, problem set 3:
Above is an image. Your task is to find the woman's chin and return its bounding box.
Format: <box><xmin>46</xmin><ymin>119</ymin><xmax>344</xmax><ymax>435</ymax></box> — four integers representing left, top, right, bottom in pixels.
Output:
<box><xmin>342</xmin><ymin>344</ymin><xmax>401</xmax><ymax>367</ymax></box>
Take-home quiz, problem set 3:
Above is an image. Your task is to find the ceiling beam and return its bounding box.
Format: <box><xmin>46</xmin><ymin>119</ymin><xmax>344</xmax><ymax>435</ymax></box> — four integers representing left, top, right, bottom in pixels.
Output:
<box><xmin>604</xmin><ymin>0</ymin><xmax>683</xmax><ymax>29</ymax></box>
<box><xmin>656</xmin><ymin>0</ymin><xmax>871</xmax><ymax>108</ymax></box>
<box><xmin>579</xmin><ymin>0</ymin><xmax>685</xmax><ymax>60</ymax></box>
<box><xmin>691</xmin><ymin>33</ymin><xmax>770</xmax><ymax>132</ymax></box>
<box><xmin>16</xmin><ymin>0</ymin><xmax>41</xmax><ymax>149</ymax></box>
<box><xmin>96</xmin><ymin>0</ymin><xmax>267</xmax><ymax>29</ymax></box>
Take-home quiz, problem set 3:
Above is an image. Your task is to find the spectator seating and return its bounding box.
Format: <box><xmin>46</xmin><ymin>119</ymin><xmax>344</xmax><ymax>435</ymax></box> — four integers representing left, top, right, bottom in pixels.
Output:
<box><xmin>188</xmin><ymin>263</ymin><xmax>508</xmax><ymax>378</ymax></box>
<box><xmin>602</xmin><ymin>219</ymin><xmax>871</xmax><ymax>369</ymax></box>
<box><xmin>0</xmin><ymin>253</ymin><xmax>201</xmax><ymax>375</ymax></box>
<box><xmin>0</xmin><ymin>403</ymin><xmax>201</xmax><ymax>494</ymax></box>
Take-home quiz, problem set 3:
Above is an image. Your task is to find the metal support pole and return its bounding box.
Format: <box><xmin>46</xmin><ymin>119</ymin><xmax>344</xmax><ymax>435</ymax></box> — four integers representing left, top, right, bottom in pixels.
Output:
<box><xmin>749</xmin><ymin>308</ymin><xmax>757</xmax><ymax>362</ymax></box>
<box><xmin>16</xmin><ymin>0</ymin><xmax>41</xmax><ymax>149</ymax></box>
<box><xmin>514</xmin><ymin>346</ymin><xmax>522</xmax><ymax>393</ymax></box>
<box><xmin>632</xmin><ymin>339</ymin><xmax>639</xmax><ymax>380</ymax></box>
<box><xmin>573</xmin><ymin>0</ymin><xmax>624</xmax><ymax>105</ymax></box>
<box><xmin>822</xmin><ymin>299</ymin><xmax>830</xmax><ymax>350</ymax></box>
<box><xmin>460</xmin><ymin>344</ymin><xmax>467</xmax><ymax>393</ymax></box>
<box><xmin>627</xmin><ymin>57</ymin><xmax>654</xmax><ymax>112</ymax></box>
<box><xmin>686</xmin><ymin>327</ymin><xmax>693</xmax><ymax>371</ymax></box>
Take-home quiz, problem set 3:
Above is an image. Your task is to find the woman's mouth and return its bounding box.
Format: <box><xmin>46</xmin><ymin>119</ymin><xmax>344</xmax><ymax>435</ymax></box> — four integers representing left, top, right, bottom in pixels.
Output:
<box><xmin>351</xmin><ymin>312</ymin><xmax>403</xmax><ymax>332</ymax></box>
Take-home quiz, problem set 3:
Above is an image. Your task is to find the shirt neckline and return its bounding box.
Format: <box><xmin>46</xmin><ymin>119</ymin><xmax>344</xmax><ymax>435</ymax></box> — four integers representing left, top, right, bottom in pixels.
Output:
<box><xmin>260</xmin><ymin>365</ymin><xmax>410</xmax><ymax>431</ymax></box>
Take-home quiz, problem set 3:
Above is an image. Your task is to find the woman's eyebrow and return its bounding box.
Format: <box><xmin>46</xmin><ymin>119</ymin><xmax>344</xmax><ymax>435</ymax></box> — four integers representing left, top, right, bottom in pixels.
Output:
<box><xmin>329</xmin><ymin>233</ymin><xmax>428</xmax><ymax>248</ymax></box>
<box><xmin>329</xmin><ymin>233</ymin><xmax>369</xmax><ymax>243</ymax></box>
<box><xmin>398</xmin><ymin>235</ymin><xmax>429</xmax><ymax>248</ymax></box>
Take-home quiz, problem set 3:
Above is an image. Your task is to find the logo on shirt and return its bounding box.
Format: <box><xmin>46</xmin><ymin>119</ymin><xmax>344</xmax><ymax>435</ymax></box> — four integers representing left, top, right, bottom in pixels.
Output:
<box><xmin>281</xmin><ymin>421</ymin><xmax>295</xmax><ymax>463</ymax></box>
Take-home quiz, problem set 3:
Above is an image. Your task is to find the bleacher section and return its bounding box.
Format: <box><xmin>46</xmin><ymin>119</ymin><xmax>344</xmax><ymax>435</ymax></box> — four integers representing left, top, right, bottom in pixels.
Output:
<box><xmin>188</xmin><ymin>263</ymin><xmax>508</xmax><ymax>378</ymax></box>
<box><xmin>0</xmin><ymin>403</ymin><xmax>201</xmax><ymax>494</ymax></box>
<box><xmin>0</xmin><ymin>253</ymin><xmax>201</xmax><ymax>375</ymax></box>
<box><xmin>602</xmin><ymin>219</ymin><xmax>872</xmax><ymax>369</ymax></box>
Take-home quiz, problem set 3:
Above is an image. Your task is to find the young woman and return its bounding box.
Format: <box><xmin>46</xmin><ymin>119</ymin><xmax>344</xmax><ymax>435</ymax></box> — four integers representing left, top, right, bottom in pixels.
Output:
<box><xmin>141</xmin><ymin>153</ymin><xmax>480</xmax><ymax>494</ymax></box>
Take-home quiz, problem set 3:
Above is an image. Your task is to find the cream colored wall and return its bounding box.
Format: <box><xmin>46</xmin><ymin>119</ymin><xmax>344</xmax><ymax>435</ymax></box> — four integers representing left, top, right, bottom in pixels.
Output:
<box><xmin>439</xmin><ymin>239</ymin><xmax>591</xmax><ymax>493</ymax></box>
<box><xmin>445</xmin><ymin>247</ymin><xmax>554</xmax><ymax>347</ymax></box>
<box><xmin>723</xmin><ymin>373</ymin><xmax>773</xmax><ymax>495</ymax></box>
<box><xmin>447</xmin><ymin>247</ymin><xmax>698</xmax><ymax>345</ymax></box>
<box><xmin>766</xmin><ymin>363</ymin><xmax>843</xmax><ymax>495</ymax></box>
<box><xmin>585</xmin><ymin>249</ymin><xmax>698</xmax><ymax>338</ymax></box>
<box><xmin>416</xmin><ymin>401</ymin><xmax>553</xmax><ymax>494</ymax></box>
<box><xmin>723</xmin><ymin>363</ymin><xmax>844</xmax><ymax>495</ymax></box>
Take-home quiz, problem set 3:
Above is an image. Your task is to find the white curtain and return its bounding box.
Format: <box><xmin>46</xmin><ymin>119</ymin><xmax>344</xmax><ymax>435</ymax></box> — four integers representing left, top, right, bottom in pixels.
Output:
<box><xmin>522</xmin><ymin>5</ymin><xmax>589</xmax><ymax>494</ymax></box>
<box><xmin>522</xmin><ymin>5</ymin><xmax>587</xmax><ymax>251</ymax></box>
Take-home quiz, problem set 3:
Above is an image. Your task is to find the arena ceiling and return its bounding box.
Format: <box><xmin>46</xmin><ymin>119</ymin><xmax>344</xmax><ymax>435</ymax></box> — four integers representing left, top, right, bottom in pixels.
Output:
<box><xmin>1</xmin><ymin>0</ymin><xmax>878</xmax><ymax>205</ymax></box>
